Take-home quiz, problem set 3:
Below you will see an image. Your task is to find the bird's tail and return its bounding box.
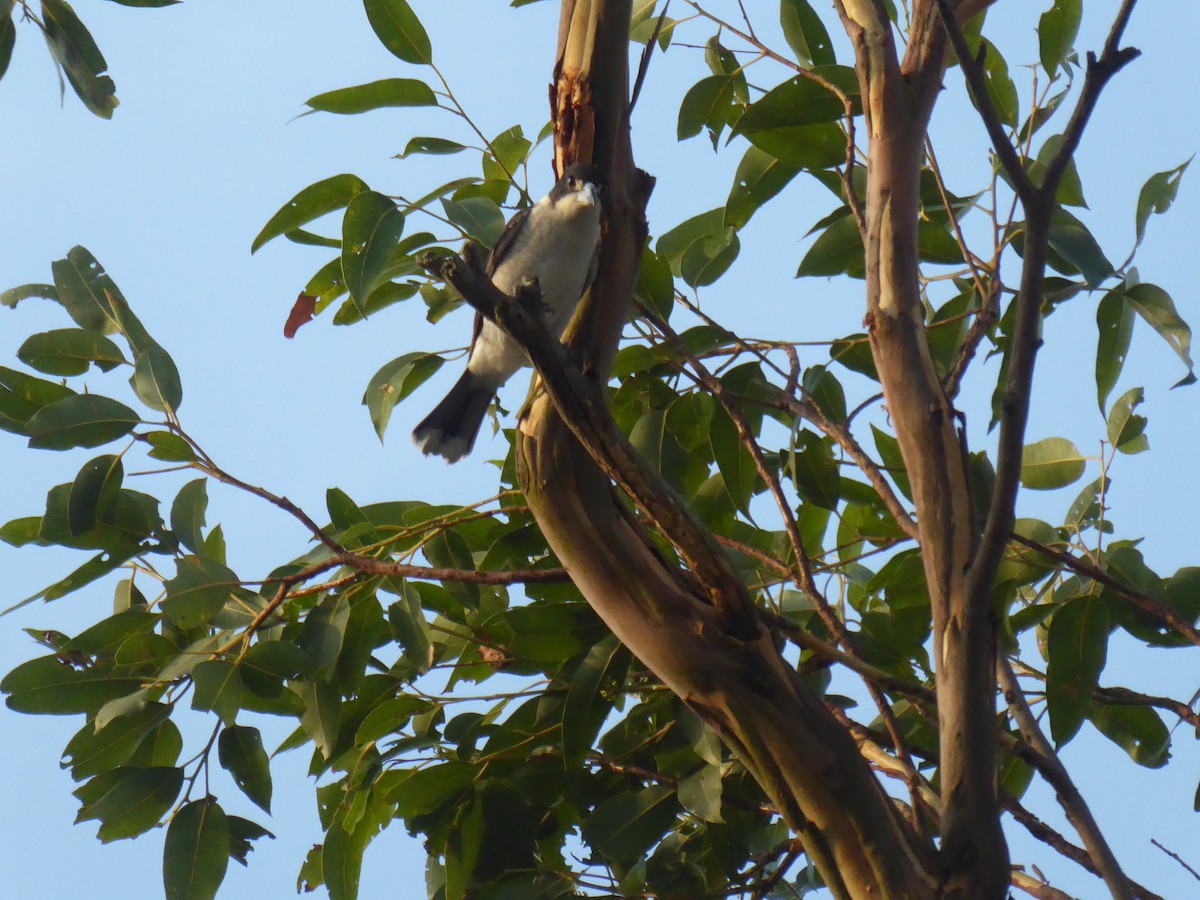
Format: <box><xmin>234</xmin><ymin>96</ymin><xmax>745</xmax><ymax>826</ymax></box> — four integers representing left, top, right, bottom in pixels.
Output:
<box><xmin>412</xmin><ymin>371</ymin><xmax>495</xmax><ymax>462</ymax></box>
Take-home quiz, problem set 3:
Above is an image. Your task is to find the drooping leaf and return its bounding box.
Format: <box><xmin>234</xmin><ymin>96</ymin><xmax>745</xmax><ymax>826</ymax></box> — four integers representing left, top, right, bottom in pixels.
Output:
<box><xmin>1122</xmin><ymin>283</ymin><xmax>1195</xmax><ymax>386</ymax></box>
<box><xmin>341</xmin><ymin>191</ymin><xmax>406</xmax><ymax>314</ymax></box>
<box><xmin>131</xmin><ymin>344</ymin><xmax>183</xmax><ymax>412</ymax></box>
<box><xmin>1106</xmin><ymin>387</ymin><xmax>1149</xmax><ymax>455</ymax></box>
<box><xmin>218</xmin><ymin>725</ymin><xmax>273</xmax><ymax>813</ymax></box>
<box><xmin>171</xmin><ymin>478</ymin><xmax>208</xmax><ymax>556</ymax></box>
<box><xmin>1095</xmin><ymin>288</ymin><xmax>1134</xmax><ymax>412</ymax></box>
<box><xmin>562</xmin><ymin>636</ymin><xmax>626</xmax><ymax>769</ymax></box>
<box><xmin>363</xmin><ymin>352</ymin><xmax>445</xmax><ymax>440</ymax></box>
<box><xmin>252</xmin><ymin>174</ymin><xmax>369</xmax><ymax>254</ymax></box>
<box><xmin>1038</xmin><ymin>0</ymin><xmax>1082</xmax><ymax>77</ymax></box>
<box><xmin>363</xmin><ymin>0</ymin><xmax>433</xmax><ymax>65</ymax></box>
<box><xmin>1135</xmin><ymin>157</ymin><xmax>1191</xmax><ymax>247</ymax></box>
<box><xmin>676</xmin><ymin>74</ymin><xmax>743</xmax><ymax>143</ymax></box>
<box><xmin>41</xmin><ymin>0</ymin><xmax>118</xmax><ymax>118</ymax></box>
<box><xmin>305</xmin><ymin>78</ymin><xmax>438</xmax><ymax>114</ymax></box>
<box><xmin>191</xmin><ymin>660</ymin><xmax>243</xmax><ymax>726</ymax></box>
<box><xmin>163</xmin><ymin>798</ymin><xmax>229</xmax><ymax>900</ymax></box>
<box><xmin>68</xmin><ymin>454</ymin><xmax>124</xmax><ymax>536</ymax></box>
<box><xmin>779</xmin><ymin>0</ymin><xmax>835</xmax><ymax>67</ymax></box>
<box><xmin>1046</xmin><ymin>596</ymin><xmax>1110</xmax><ymax>746</ymax></box>
<box><xmin>1047</xmin><ymin>208</ymin><xmax>1113</xmax><ymax>287</ymax></box>
<box><xmin>724</xmin><ymin>146</ymin><xmax>800</xmax><ymax>229</ymax></box>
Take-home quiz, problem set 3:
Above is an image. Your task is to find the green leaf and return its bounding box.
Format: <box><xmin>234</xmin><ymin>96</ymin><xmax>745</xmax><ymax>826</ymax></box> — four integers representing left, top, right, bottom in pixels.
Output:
<box><xmin>1091</xmin><ymin>703</ymin><xmax>1170</xmax><ymax>768</ymax></box>
<box><xmin>676</xmin><ymin>74</ymin><xmax>743</xmax><ymax>142</ymax></box>
<box><xmin>163</xmin><ymin>798</ymin><xmax>230</xmax><ymax>900</ymax></box>
<box><xmin>0</xmin><ymin>11</ymin><xmax>15</xmax><ymax>83</ymax></box>
<box><xmin>218</xmin><ymin>725</ymin><xmax>272</xmax><ymax>813</ymax></box>
<box><xmin>732</xmin><ymin>66</ymin><xmax>859</xmax><ymax>135</ymax></box>
<box><xmin>306</xmin><ymin>77</ymin><xmax>437</xmax><ymax>114</ymax></box>
<box><xmin>63</xmin><ymin>701</ymin><xmax>171</xmax><ymax>779</ymax></box>
<box><xmin>1046</xmin><ymin>596</ymin><xmax>1110</xmax><ymax>746</ymax></box>
<box><xmin>342</xmin><ymin>191</ymin><xmax>406</xmax><ymax>314</ymax></box>
<box><xmin>363</xmin><ymin>0</ymin><xmax>432</xmax><ymax>65</ymax></box>
<box><xmin>68</xmin><ymin>454</ymin><xmax>124</xmax><ymax>536</ymax></box>
<box><xmin>680</xmin><ymin>227</ymin><xmax>740</xmax><ymax>287</ymax></box>
<box><xmin>131</xmin><ymin>343</ymin><xmax>183</xmax><ymax>412</ymax></box>
<box><xmin>400</xmin><ymin>136</ymin><xmax>467</xmax><ymax>158</ymax></box>
<box><xmin>17</xmin><ymin>328</ymin><xmax>127</xmax><ymax>376</ymax></box>
<box><xmin>75</xmin><ymin>766</ymin><xmax>183</xmax><ymax>842</ymax></box>
<box><xmin>363</xmin><ymin>352</ymin><xmax>444</xmax><ymax>440</ymax></box>
<box><xmin>26</xmin><ymin>394</ymin><xmax>140</xmax><ymax>450</ymax></box>
<box><xmin>252</xmin><ymin>174</ymin><xmax>369</xmax><ymax>254</ymax></box>
<box><xmin>441</xmin><ymin>196</ymin><xmax>504</xmax><ymax>247</ymax></box>
<box><xmin>387</xmin><ymin>585</ymin><xmax>434</xmax><ymax>676</ymax></box>
<box><xmin>657</xmin><ymin>208</ymin><xmax>724</xmax><ymax>273</ymax></box>
<box><xmin>1106</xmin><ymin>387</ymin><xmax>1149</xmax><ymax>455</ymax></box>
<box><xmin>1135</xmin><ymin>157</ymin><xmax>1191</xmax><ymax>247</ymax></box>
<box><xmin>1020</xmin><ymin>437</ymin><xmax>1086</xmax><ymax>490</ymax></box>
<box><xmin>41</xmin><ymin>0</ymin><xmax>118</xmax><ymax>118</ymax></box>
<box><xmin>1047</xmin><ymin>209</ymin><xmax>1112</xmax><ymax>287</ymax></box>
<box><xmin>1123</xmin><ymin>283</ymin><xmax>1195</xmax><ymax>385</ymax></box>
<box><xmin>227</xmin><ymin>815</ymin><xmax>274</xmax><ymax>867</ymax></box>
<box><xmin>297</xmin><ymin>678</ymin><xmax>341</xmax><ymax>758</ymax></box>
<box><xmin>582</xmin><ymin>784</ymin><xmax>678</xmax><ymax>864</ymax></box>
<box><xmin>0</xmin><ymin>282</ymin><xmax>58</xmax><ymax>310</ymax></box>
<box><xmin>0</xmin><ymin>366</ymin><xmax>75</xmax><ymax>434</ymax></box>
<box><xmin>724</xmin><ymin>146</ymin><xmax>800</xmax><ymax>230</ymax></box>
<box><xmin>798</xmin><ymin>212</ymin><xmax>863</xmax><ymax>279</ymax></box>
<box><xmin>145</xmin><ymin>431</ymin><xmax>196</xmax><ymax>462</ymax></box>
<box><xmin>191</xmin><ymin>660</ymin><xmax>243</xmax><ymax>726</ymax></box>
<box><xmin>677</xmin><ymin>765</ymin><xmax>723</xmax><ymax>823</ymax></box>
<box><xmin>1038</xmin><ymin>0</ymin><xmax>1081</xmax><ymax>77</ymax></box>
<box><xmin>162</xmin><ymin>556</ymin><xmax>239</xmax><ymax>630</ymax></box>
<box><xmin>171</xmin><ymin>478</ymin><xmax>208</xmax><ymax>556</ymax></box>
<box><xmin>562</xmin><ymin>636</ymin><xmax>626</xmax><ymax>769</ymax></box>
<box><xmin>779</xmin><ymin>0</ymin><xmax>835</xmax><ymax>67</ymax></box>
<box><xmin>788</xmin><ymin>431</ymin><xmax>840</xmax><ymax>511</ymax></box>
<box><xmin>50</xmin><ymin>246</ymin><xmax>121</xmax><ymax>333</ymax></box>
<box><xmin>2</xmin><ymin>655</ymin><xmax>144</xmax><ymax>714</ymax></box>
<box><xmin>1095</xmin><ymin>288</ymin><xmax>1134</xmax><ymax>412</ymax></box>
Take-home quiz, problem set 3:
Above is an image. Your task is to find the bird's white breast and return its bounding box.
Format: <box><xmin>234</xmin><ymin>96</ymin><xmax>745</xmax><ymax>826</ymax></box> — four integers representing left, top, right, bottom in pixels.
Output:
<box><xmin>469</xmin><ymin>196</ymin><xmax>601</xmax><ymax>383</ymax></box>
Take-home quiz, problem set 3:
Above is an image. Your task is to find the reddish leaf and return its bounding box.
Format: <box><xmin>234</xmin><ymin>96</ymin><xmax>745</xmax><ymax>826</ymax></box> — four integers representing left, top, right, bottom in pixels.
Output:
<box><xmin>284</xmin><ymin>294</ymin><xmax>317</xmax><ymax>339</ymax></box>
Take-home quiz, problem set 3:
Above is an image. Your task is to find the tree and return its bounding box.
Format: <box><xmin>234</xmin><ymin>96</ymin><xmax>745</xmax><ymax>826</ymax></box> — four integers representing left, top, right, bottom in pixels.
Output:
<box><xmin>1</xmin><ymin>0</ymin><xmax>1196</xmax><ymax>897</ymax></box>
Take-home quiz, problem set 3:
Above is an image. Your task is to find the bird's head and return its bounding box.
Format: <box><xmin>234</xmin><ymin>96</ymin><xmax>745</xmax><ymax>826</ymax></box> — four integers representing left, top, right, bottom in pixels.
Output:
<box><xmin>549</xmin><ymin>163</ymin><xmax>608</xmax><ymax>215</ymax></box>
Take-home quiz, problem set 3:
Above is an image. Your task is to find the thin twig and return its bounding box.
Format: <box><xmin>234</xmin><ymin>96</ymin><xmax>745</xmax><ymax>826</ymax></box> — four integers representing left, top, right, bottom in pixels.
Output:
<box><xmin>1150</xmin><ymin>838</ymin><xmax>1200</xmax><ymax>884</ymax></box>
<box><xmin>998</xmin><ymin>657</ymin><xmax>1135</xmax><ymax>900</ymax></box>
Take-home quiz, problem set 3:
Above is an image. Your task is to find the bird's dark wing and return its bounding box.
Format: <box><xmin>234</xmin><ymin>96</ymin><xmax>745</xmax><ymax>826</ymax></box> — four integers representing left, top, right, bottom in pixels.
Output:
<box><xmin>467</xmin><ymin>206</ymin><xmax>531</xmax><ymax>353</ymax></box>
<box><xmin>486</xmin><ymin>206</ymin><xmax>531</xmax><ymax>277</ymax></box>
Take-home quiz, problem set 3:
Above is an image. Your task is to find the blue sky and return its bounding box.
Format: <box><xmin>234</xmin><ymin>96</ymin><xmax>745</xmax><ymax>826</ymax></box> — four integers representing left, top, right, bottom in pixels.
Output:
<box><xmin>1</xmin><ymin>1</ymin><xmax>1198</xmax><ymax>897</ymax></box>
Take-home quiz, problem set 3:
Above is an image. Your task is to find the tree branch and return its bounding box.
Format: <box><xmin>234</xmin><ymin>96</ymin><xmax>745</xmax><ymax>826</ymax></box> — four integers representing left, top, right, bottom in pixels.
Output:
<box><xmin>998</xmin><ymin>657</ymin><xmax>1134</xmax><ymax>900</ymax></box>
<box><xmin>419</xmin><ymin>247</ymin><xmax>759</xmax><ymax>641</ymax></box>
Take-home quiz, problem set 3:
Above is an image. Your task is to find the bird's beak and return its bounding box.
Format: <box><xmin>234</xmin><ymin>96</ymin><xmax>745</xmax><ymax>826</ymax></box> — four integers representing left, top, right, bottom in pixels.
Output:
<box><xmin>575</xmin><ymin>182</ymin><xmax>601</xmax><ymax>208</ymax></box>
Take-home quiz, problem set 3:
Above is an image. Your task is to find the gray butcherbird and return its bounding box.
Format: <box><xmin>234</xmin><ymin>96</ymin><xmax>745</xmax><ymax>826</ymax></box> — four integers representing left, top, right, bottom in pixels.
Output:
<box><xmin>412</xmin><ymin>163</ymin><xmax>608</xmax><ymax>462</ymax></box>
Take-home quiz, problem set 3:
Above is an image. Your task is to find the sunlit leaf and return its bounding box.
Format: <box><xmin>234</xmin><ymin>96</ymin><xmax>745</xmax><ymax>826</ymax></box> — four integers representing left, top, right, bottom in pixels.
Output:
<box><xmin>305</xmin><ymin>78</ymin><xmax>437</xmax><ymax>114</ymax></box>
<box><xmin>26</xmin><ymin>394</ymin><xmax>140</xmax><ymax>450</ymax></box>
<box><xmin>1020</xmin><ymin>437</ymin><xmax>1086</xmax><ymax>490</ymax></box>
<box><xmin>363</xmin><ymin>0</ymin><xmax>432</xmax><ymax>65</ymax></box>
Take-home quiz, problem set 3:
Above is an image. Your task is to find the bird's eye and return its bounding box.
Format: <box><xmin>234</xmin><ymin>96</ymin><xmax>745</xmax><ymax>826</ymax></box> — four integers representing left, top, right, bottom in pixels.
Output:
<box><xmin>568</xmin><ymin>177</ymin><xmax>577</xmax><ymax>188</ymax></box>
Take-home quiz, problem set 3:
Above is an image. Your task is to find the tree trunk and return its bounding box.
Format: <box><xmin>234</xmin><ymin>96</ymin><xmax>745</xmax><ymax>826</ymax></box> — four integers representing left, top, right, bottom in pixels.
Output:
<box><xmin>514</xmin><ymin>1</ymin><xmax>938</xmax><ymax>896</ymax></box>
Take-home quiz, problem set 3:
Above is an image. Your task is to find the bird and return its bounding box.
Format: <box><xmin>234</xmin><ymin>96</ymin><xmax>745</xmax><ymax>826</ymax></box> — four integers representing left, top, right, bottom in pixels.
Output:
<box><xmin>412</xmin><ymin>163</ymin><xmax>607</xmax><ymax>462</ymax></box>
